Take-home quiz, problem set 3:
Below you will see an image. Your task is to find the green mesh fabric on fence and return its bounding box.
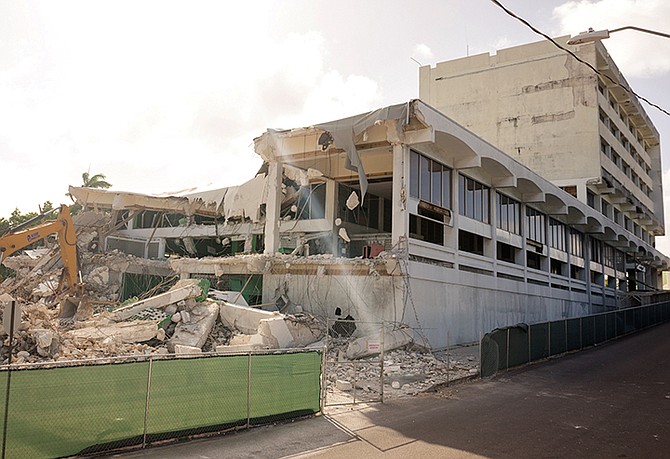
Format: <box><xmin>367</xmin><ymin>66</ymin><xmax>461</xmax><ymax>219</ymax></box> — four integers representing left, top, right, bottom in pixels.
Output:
<box><xmin>147</xmin><ymin>355</ymin><xmax>250</xmax><ymax>437</ymax></box>
<box><xmin>4</xmin><ymin>362</ymin><xmax>149</xmax><ymax>458</ymax></box>
<box><xmin>0</xmin><ymin>351</ymin><xmax>322</xmax><ymax>458</ymax></box>
<box><xmin>249</xmin><ymin>353</ymin><xmax>321</xmax><ymax>421</ymax></box>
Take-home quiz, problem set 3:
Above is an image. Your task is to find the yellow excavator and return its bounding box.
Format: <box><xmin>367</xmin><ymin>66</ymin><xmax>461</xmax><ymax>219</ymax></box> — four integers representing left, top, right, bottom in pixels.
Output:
<box><xmin>0</xmin><ymin>204</ymin><xmax>85</xmax><ymax>320</ymax></box>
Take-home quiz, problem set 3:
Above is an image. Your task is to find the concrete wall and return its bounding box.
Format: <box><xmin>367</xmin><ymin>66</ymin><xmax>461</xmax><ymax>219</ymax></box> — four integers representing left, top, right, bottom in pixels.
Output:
<box><xmin>420</xmin><ymin>40</ymin><xmax>601</xmax><ymax>185</ymax></box>
<box><xmin>405</xmin><ymin>261</ymin><xmax>593</xmax><ymax>347</ymax></box>
<box><xmin>262</xmin><ymin>272</ymin><xmax>403</xmax><ymax>337</ymax></box>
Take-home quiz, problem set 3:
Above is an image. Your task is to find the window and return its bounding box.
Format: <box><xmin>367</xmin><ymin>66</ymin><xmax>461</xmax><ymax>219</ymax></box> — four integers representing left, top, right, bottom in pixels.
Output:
<box><xmin>587</xmin><ymin>190</ymin><xmax>597</xmax><ymax>210</ymax></box>
<box><xmin>603</xmin><ymin>244</ymin><xmax>615</xmax><ymax>269</ymax></box>
<box><xmin>624</xmin><ymin>216</ymin><xmax>632</xmax><ymax>232</ymax></box>
<box><xmin>526</xmin><ymin>251</ymin><xmax>542</xmax><ymax>270</ymax></box>
<box><xmin>571</xmin><ymin>264</ymin><xmax>584</xmax><ymax>281</ymax></box>
<box><xmin>459</xmin><ymin>230</ymin><xmax>484</xmax><ymax>256</ymax></box>
<box><xmin>496</xmin><ymin>193</ymin><xmax>520</xmax><ymax>234</ymax></box>
<box><xmin>497</xmin><ymin>242</ymin><xmax>517</xmax><ymax>264</ymax></box>
<box><xmin>296</xmin><ymin>183</ymin><xmax>326</xmax><ymax>220</ymax></box>
<box><xmin>600</xmin><ymin>137</ymin><xmax>611</xmax><ymax>158</ymax></box>
<box><xmin>570</xmin><ymin>229</ymin><xmax>584</xmax><ymax>258</ymax></box>
<box><xmin>613</xmin><ymin>208</ymin><xmax>622</xmax><ymax>225</ymax></box>
<box><xmin>526</xmin><ymin>207</ymin><xmax>546</xmax><ymax>245</ymax></box>
<box><xmin>560</xmin><ymin>185</ymin><xmax>577</xmax><ymax>198</ymax></box>
<box><xmin>550</xmin><ymin>258</ymin><xmax>565</xmax><ymax>276</ymax></box>
<box><xmin>459</xmin><ymin>174</ymin><xmax>489</xmax><ymax>223</ymax></box>
<box><xmin>410</xmin><ymin>150</ymin><xmax>452</xmax><ymax>209</ymax></box>
<box><xmin>409</xmin><ymin>207</ymin><xmax>445</xmax><ymax>245</ymax></box>
<box><xmin>548</xmin><ymin>218</ymin><xmax>566</xmax><ymax>251</ymax></box>
<box><xmin>590</xmin><ymin>237</ymin><xmax>602</xmax><ymax>264</ymax></box>
<box><xmin>601</xmin><ymin>199</ymin><xmax>611</xmax><ymax>219</ymax></box>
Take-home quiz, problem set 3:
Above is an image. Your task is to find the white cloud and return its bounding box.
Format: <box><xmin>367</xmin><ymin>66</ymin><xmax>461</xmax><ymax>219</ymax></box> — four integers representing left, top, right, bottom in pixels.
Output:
<box><xmin>0</xmin><ymin>2</ymin><xmax>382</xmax><ymax>216</ymax></box>
<box><xmin>412</xmin><ymin>43</ymin><xmax>434</xmax><ymax>63</ymax></box>
<box><xmin>554</xmin><ymin>0</ymin><xmax>670</xmax><ymax>77</ymax></box>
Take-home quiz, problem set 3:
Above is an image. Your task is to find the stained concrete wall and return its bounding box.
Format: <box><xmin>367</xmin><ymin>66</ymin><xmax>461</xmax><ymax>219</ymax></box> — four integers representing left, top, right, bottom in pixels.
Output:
<box><xmin>404</xmin><ymin>266</ymin><xmax>593</xmax><ymax>347</ymax></box>
<box><xmin>262</xmin><ymin>272</ymin><xmax>403</xmax><ymax>338</ymax></box>
<box><xmin>261</xmin><ymin>259</ymin><xmax>597</xmax><ymax>349</ymax></box>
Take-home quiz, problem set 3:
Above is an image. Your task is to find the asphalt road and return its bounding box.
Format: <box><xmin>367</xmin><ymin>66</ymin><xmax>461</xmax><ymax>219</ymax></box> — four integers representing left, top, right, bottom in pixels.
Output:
<box><xmin>111</xmin><ymin>321</ymin><xmax>670</xmax><ymax>458</ymax></box>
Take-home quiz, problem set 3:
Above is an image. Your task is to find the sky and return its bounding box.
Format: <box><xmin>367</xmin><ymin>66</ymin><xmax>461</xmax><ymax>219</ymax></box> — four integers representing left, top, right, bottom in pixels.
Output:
<box><xmin>1</xmin><ymin>0</ymin><xmax>669</xmax><ymax>251</ymax></box>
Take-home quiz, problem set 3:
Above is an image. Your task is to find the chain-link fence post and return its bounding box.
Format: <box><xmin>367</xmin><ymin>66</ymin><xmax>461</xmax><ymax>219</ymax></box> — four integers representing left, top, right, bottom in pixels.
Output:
<box><xmin>380</xmin><ymin>321</ymin><xmax>385</xmax><ymax>404</ymax></box>
<box><xmin>1</xmin><ymin>300</ymin><xmax>17</xmax><ymax>459</ymax></box>
<box><xmin>506</xmin><ymin>328</ymin><xmax>510</xmax><ymax>370</ymax></box>
<box><xmin>246</xmin><ymin>351</ymin><xmax>252</xmax><ymax>428</ymax></box>
<box><xmin>320</xmin><ymin>320</ymin><xmax>330</xmax><ymax>412</ymax></box>
<box><xmin>446</xmin><ymin>331</ymin><xmax>450</xmax><ymax>384</ymax></box>
<box><xmin>142</xmin><ymin>355</ymin><xmax>153</xmax><ymax>449</ymax></box>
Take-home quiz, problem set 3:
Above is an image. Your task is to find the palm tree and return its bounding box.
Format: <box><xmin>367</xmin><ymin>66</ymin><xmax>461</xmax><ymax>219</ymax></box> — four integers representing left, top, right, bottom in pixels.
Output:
<box><xmin>81</xmin><ymin>171</ymin><xmax>112</xmax><ymax>189</ymax></box>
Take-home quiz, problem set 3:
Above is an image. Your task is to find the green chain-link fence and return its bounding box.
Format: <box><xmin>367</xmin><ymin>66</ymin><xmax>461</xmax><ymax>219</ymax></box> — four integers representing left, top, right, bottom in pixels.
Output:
<box><xmin>0</xmin><ymin>350</ymin><xmax>321</xmax><ymax>458</ymax></box>
<box><xmin>481</xmin><ymin>301</ymin><xmax>670</xmax><ymax>377</ymax></box>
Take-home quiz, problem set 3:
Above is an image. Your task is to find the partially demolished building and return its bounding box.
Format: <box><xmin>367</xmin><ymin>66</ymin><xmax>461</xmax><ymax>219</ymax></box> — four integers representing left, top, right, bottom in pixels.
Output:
<box><xmin>68</xmin><ymin>99</ymin><xmax>670</xmax><ymax>347</ymax></box>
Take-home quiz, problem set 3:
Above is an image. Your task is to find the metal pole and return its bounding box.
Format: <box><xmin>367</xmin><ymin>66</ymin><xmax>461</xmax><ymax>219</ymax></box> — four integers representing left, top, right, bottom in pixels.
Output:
<box><xmin>246</xmin><ymin>351</ymin><xmax>252</xmax><ymax>428</ymax></box>
<box><xmin>528</xmin><ymin>325</ymin><xmax>532</xmax><ymax>363</ymax></box>
<box><xmin>564</xmin><ymin>320</ymin><xmax>568</xmax><ymax>354</ymax></box>
<box><xmin>142</xmin><ymin>356</ymin><xmax>153</xmax><ymax>448</ymax></box>
<box><xmin>320</xmin><ymin>319</ymin><xmax>329</xmax><ymax>412</ymax></box>
<box><xmin>380</xmin><ymin>322</ymin><xmax>385</xmax><ymax>404</ymax></box>
<box><xmin>446</xmin><ymin>331</ymin><xmax>450</xmax><ymax>383</ymax></box>
<box><xmin>506</xmin><ymin>328</ymin><xmax>510</xmax><ymax>370</ymax></box>
<box><xmin>548</xmin><ymin>321</ymin><xmax>551</xmax><ymax>358</ymax></box>
<box><xmin>580</xmin><ymin>317</ymin><xmax>583</xmax><ymax>350</ymax></box>
<box><xmin>1</xmin><ymin>301</ymin><xmax>17</xmax><ymax>459</ymax></box>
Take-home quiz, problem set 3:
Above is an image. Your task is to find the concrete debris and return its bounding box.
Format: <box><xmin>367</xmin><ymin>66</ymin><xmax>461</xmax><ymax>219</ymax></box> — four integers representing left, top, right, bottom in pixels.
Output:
<box><xmin>169</xmin><ymin>303</ymin><xmax>219</xmax><ymax>350</ymax></box>
<box><xmin>174</xmin><ymin>344</ymin><xmax>202</xmax><ymax>356</ymax></box>
<box><xmin>65</xmin><ymin>321</ymin><xmax>160</xmax><ymax>343</ymax></box>
<box><xmin>325</xmin><ymin>344</ymin><xmax>480</xmax><ymax>400</ymax></box>
<box><xmin>218</xmin><ymin>302</ymin><xmax>323</xmax><ymax>351</ymax></box>
<box><xmin>345</xmin><ymin>191</ymin><xmax>360</xmax><ymax>210</ymax></box>
<box><xmin>344</xmin><ymin>326</ymin><xmax>429</xmax><ymax>359</ymax></box>
<box><xmin>208</xmin><ymin>289</ymin><xmax>249</xmax><ymax>307</ymax></box>
<box><xmin>110</xmin><ymin>279</ymin><xmax>202</xmax><ymax>321</ymax></box>
<box><xmin>0</xmin><ymin>212</ymin><xmax>465</xmax><ymax>404</ymax></box>
<box><xmin>219</xmin><ymin>302</ymin><xmax>279</xmax><ymax>335</ymax></box>
<box><xmin>338</xmin><ymin>228</ymin><xmax>351</xmax><ymax>243</ymax></box>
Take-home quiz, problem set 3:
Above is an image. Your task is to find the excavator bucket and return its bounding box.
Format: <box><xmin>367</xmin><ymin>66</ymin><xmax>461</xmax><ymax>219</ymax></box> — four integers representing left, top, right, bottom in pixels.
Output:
<box><xmin>60</xmin><ymin>294</ymin><xmax>92</xmax><ymax>322</ymax></box>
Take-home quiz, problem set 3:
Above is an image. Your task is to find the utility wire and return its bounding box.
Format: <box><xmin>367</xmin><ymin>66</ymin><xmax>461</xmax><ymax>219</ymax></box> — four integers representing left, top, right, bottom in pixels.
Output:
<box><xmin>489</xmin><ymin>0</ymin><xmax>670</xmax><ymax>118</ymax></box>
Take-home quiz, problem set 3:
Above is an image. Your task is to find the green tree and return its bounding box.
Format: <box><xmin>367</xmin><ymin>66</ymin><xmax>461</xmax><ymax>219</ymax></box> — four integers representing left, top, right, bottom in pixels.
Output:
<box><xmin>81</xmin><ymin>171</ymin><xmax>112</xmax><ymax>189</ymax></box>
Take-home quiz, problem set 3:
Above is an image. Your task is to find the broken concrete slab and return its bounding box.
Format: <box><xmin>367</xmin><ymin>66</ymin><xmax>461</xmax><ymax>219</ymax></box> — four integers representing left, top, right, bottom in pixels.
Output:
<box><xmin>65</xmin><ymin>321</ymin><xmax>159</xmax><ymax>343</ymax></box>
<box><xmin>219</xmin><ymin>302</ymin><xmax>280</xmax><ymax>335</ymax></box>
<box><xmin>257</xmin><ymin>317</ymin><xmax>294</xmax><ymax>348</ymax></box>
<box><xmin>174</xmin><ymin>344</ymin><xmax>203</xmax><ymax>356</ymax></box>
<box><xmin>169</xmin><ymin>303</ymin><xmax>219</xmax><ymax>350</ymax></box>
<box><xmin>208</xmin><ymin>289</ymin><xmax>249</xmax><ymax>307</ymax></box>
<box><xmin>111</xmin><ymin>279</ymin><xmax>202</xmax><ymax>321</ymax></box>
<box><xmin>345</xmin><ymin>326</ymin><xmax>429</xmax><ymax>359</ymax></box>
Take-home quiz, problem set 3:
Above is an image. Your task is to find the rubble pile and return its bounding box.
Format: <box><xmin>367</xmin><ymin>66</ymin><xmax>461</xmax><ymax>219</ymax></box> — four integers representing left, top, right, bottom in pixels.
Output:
<box><xmin>0</xmin><ymin>219</ymin><xmax>327</xmax><ymax>364</ymax></box>
<box><xmin>325</xmin><ymin>340</ymin><xmax>480</xmax><ymax>400</ymax></box>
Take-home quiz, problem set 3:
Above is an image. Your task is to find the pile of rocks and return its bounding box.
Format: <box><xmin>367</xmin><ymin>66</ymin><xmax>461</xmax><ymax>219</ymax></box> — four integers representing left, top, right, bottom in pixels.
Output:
<box><xmin>325</xmin><ymin>342</ymin><xmax>480</xmax><ymax>400</ymax></box>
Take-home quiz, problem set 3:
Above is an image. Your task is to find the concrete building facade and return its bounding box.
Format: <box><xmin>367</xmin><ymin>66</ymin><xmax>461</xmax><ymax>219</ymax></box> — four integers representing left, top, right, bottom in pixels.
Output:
<box><xmin>419</xmin><ymin>37</ymin><xmax>665</xmax><ymax>291</ymax></box>
<box><xmin>69</xmin><ymin>99</ymin><xmax>670</xmax><ymax>348</ymax></box>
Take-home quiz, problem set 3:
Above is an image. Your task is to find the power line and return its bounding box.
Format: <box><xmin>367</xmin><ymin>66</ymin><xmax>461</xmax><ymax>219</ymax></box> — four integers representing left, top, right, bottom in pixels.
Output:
<box><xmin>489</xmin><ymin>0</ymin><xmax>670</xmax><ymax>118</ymax></box>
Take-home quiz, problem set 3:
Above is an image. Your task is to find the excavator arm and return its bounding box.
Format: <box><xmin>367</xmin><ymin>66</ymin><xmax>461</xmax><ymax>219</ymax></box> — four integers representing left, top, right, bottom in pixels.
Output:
<box><xmin>0</xmin><ymin>205</ymin><xmax>79</xmax><ymax>291</ymax></box>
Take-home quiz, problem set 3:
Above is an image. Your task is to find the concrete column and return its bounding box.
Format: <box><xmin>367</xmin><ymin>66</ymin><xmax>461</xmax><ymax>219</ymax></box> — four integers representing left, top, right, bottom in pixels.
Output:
<box><xmin>391</xmin><ymin>144</ymin><xmax>409</xmax><ymax>247</ymax></box>
<box><xmin>264</xmin><ymin>161</ymin><xmax>282</xmax><ymax>255</ymax></box>
<box><xmin>489</xmin><ymin>189</ymin><xmax>497</xmax><ymax>261</ymax></box>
